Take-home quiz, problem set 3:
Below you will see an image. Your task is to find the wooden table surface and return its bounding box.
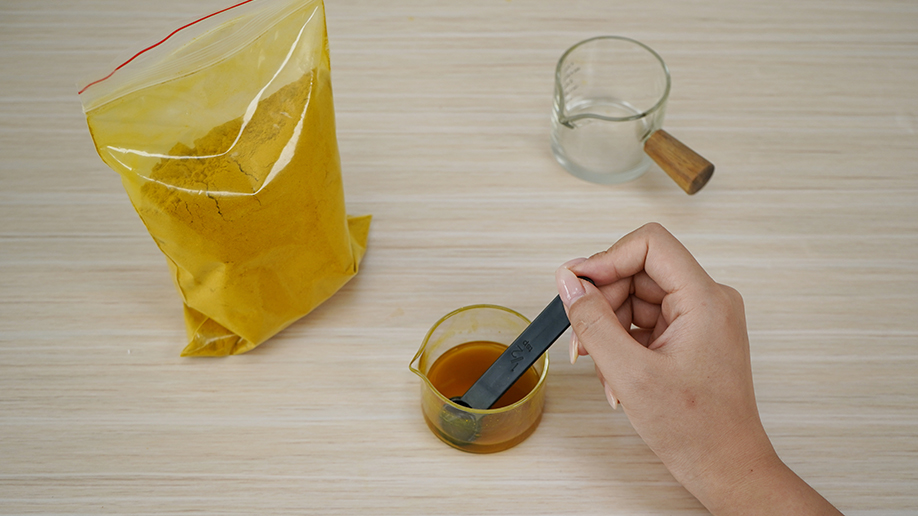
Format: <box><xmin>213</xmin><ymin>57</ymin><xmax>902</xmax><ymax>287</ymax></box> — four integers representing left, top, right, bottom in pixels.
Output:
<box><xmin>2</xmin><ymin>0</ymin><xmax>917</xmax><ymax>514</ymax></box>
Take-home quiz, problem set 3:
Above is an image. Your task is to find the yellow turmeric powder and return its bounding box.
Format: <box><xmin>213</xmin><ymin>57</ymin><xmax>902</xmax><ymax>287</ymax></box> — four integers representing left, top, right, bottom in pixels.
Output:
<box><xmin>145</xmin><ymin>68</ymin><xmax>369</xmax><ymax>355</ymax></box>
<box><xmin>82</xmin><ymin>0</ymin><xmax>369</xmax><ymax>356</ymax></box>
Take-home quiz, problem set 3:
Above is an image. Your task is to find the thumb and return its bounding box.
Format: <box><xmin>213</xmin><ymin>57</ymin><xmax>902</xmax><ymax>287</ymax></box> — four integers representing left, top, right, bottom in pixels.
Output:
<box><xmin>556</xmin><ymin>266</ymin><xmax>652</xmax><ymax>395</ymax></box>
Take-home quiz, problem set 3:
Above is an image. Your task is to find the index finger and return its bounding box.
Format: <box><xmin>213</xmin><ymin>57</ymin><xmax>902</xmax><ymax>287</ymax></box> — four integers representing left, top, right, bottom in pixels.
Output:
<box><xmin>569</xmin><ymin>223</ymin><xmax>713</xmax><ymax>295</ymax></box>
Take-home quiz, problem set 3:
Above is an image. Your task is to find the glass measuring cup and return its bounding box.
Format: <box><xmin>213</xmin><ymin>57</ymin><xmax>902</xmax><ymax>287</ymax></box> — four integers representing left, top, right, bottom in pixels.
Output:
<box><xmin>551</xmin><ymin>36</ymin><xmax>713</xmax><ymax>194</ymax></box>
<box><xmin>409</xmin><ymin>305</ymin><xmax>549</xmax><ymax>453</ymax></box>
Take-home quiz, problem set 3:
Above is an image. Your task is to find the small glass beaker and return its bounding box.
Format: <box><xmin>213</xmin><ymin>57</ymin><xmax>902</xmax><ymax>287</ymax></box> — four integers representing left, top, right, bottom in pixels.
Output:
<box><xmin>409</xmin><ymin>305</ymin><xmax>549</xmax><ymax>453</ymax></box>
<box><xmin>551</xmin><ymin>35</ymin><xmax>714</xmax><ymax>193</ymax></box>
<box><xmin>551</xmin><ymin>35</ymin><xmax>670</xmax><ymax>184</ymax></box>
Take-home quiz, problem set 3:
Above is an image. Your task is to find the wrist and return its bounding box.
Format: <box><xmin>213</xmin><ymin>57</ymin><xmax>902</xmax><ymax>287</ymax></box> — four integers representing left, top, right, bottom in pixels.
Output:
<box><xmin>693</xmin><ymin>447</ymin><xmax>784</xmax><ymax>516</ymax></box>
<box><xmin>687</xmin><ymin>445</ymin><xmax>842</xmax><ymax>516</ymax></box>
<box><xmin>659</xmin><ymin>415</ymin><xmax>776</xmax><ymax>510</ymax></box>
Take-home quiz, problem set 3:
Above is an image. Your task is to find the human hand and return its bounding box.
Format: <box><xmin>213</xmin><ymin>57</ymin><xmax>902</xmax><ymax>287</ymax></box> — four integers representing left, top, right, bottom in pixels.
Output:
<box><xmin>556</xmin><ymin>223</ymin><xmax>841</xmax><ymax>515</ymax></box>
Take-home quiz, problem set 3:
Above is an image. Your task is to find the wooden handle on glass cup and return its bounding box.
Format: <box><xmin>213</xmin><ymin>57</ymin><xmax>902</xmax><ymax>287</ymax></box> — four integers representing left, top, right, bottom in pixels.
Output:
<box><xmin>644</xmin><ymin>129</ymin><xmax>715</xmax><ymax>195</ymax></box>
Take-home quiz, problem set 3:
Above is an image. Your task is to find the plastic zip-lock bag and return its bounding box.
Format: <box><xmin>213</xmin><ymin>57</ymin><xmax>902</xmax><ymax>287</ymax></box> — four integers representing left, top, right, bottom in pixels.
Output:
<box><xmin>79</xmin><ymin>0</ymin><xmax>370</xmax><ymax>356</ymax></box>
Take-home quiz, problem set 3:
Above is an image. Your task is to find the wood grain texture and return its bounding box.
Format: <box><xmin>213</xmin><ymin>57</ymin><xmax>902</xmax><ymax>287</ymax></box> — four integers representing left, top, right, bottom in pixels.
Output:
<box><xmin>2</xmin><ymin>0</ymin><xmax>917</xmax><ymax>514</ymax></box>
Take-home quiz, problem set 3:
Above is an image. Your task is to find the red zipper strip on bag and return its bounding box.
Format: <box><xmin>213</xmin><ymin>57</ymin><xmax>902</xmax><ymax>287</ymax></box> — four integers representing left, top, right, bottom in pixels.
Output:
<box><xmin>79</xmin><ymin>0</ymin><xmax>257</xmax><ymax>94</ymax></box>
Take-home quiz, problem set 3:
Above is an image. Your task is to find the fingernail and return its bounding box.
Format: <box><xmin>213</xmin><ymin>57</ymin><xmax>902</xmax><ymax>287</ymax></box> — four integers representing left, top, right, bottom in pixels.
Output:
<box><xmin>557</xmin><ymin>266</ymin><xmax>586</xmax><ymax>306</ymax></box>
<box><xmin>569</xmin><ymin>333</ymin><xmax>579</xmax><ymax>365</ymax></box>
<box><xmin>604</xmin><ymin>384</ymin><xmax>619</xmax><ymax>410</ymax></box>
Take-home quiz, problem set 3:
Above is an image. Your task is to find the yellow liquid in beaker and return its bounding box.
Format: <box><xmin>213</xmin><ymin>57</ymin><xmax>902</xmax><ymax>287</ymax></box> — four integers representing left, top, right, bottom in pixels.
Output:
<box><xmin>426</xmin><ymin>341</ymin><xmax>540</xmax><ymax>409</ymax></box>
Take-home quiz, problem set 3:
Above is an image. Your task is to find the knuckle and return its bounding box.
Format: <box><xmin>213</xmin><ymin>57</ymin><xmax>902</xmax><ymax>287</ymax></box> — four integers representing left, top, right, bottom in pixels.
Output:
<box><xmin>642</xmin><ymin>221</ymin><xmax>666</xmax><ymax>233</ymax></box>
<box><xmin>718</xmin><ymin>283</ymin><xmax>745</xmax><ymax>309</ymax></box>
<box><xmin>588</xmin><ymin>247</ymin><xmax>611</xmax><ymax>261</ymax></box>
<box><xmin>639</xmin><ymin>221</ymin><xmax>670</xmax><ymax>240</ymax></box>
